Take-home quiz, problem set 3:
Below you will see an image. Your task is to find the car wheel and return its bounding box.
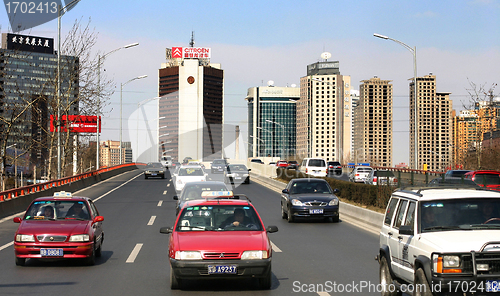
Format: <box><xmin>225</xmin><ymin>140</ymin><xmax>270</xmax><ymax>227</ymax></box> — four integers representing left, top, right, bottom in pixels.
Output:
<box><xmin>281</xmin><ymin>203</ymin><xmax>287</xmax><ymax>219</ymax></box>
<box><xmin>15</xmin><ymin>257</ymin><xmax>25</xmax><ymax>266</ymax></box>
<box><xmin>259</xmin><ymin>264</ymin><xmax>272</xmax><ymax>290</ymax></box>
<box><xmin>287</xmin><ymin>207</ymin><xmax>294</xmax><ymax>223</ymax></box>
<box><xmin>161</xmin><ymin>175</ymin><xmax>165</xmax><ymax>179</ymax></box>
<box><xmin>380</xmin><ymin>256</ymin><xmax>400</xmax><ymax>296</ymax></box>
<box><xmin>414</xmin><ymin>268</ymin><xmax>432</xmax><ymax>296</ymax></box>
<box><xmin>170</xmin><ymin>265</ymin><xmax>182</xmax><ymax>289</ymax></box>
<box><xmin>85</xmin><ymin>244</ymin><xmax>96</xmax><ymax>266</ymax></box>
<box><xmin>95</xmin><ymin>236</ymin><xmax>103</xmax><ymax>257</ymax></box>
<box><xmin>245</xmin><ymin>178</ymin><xmax>250</xmax><ymax>184</ymax></box>
<box><xmin>144</xmin><ymin>175</ymin><xmax>148</xmax><ymax>179</ymax></box>
<box><xmin>332</xmin><ymin>215</ymin><xmax>339</xmax><ymax>223</ymax></box>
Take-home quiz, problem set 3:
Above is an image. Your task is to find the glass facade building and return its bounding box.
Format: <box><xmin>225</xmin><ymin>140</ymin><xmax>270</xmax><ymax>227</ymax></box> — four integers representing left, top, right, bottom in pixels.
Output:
<box><xmin>246</xmin><ymin>86</ymin><xmax>299</xmax><ymax>159</ymax></box>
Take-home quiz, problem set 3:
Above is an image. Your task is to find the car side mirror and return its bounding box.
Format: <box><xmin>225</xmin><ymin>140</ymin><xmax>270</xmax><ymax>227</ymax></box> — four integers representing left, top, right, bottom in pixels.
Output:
<box><xmin>282</xmin><ymin>189</ymin><xmax>289</xmax><ymax>194</ymax></box>
<box><xmin>399</xmin><ymin>225</ymin><xmax>413</xmax><ymax>236</ymax></box>
<box><xmin>266</xmin><ymin>225</ymin><xmax>278</xmax><ymax>233</ymax></box>
<box><xmin>13</xmin><ymin>217</ymin><xmax>22</xmax><ymax>223</ymax></box>
<box><xmin>92</xmin><ymin>216</ymin><xmax>104</xmax><ymax>225</ymax></box>
<box><xmin>160</xmin><ymin>227</ymin><xmax>173</xmax><ymax>234</ymax></box>
<box><xmin>333</xmin><ymin>189</ymin><xmax>340</xmax><ymax>195</ymax></box>
<box><xmin>248</xmin><ymin>169</ymin><xmax>251</xmax><ymax>171</ymax></box>
<box><xmin>173</xmin><ymin>195</ymin><xmax>178</xmax><ymax>200</ymax></box>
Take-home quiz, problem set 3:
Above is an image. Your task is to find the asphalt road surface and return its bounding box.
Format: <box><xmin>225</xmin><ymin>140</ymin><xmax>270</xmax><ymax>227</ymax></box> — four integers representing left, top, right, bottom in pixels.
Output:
<box><xmin>0</xmin><ymin>169</ymin><xmax>382</xmax><ymax>296</ymax></box>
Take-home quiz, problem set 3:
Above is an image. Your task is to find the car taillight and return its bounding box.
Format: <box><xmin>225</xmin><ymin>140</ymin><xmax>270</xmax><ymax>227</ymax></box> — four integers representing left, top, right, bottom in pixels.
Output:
<box><xmin>306</xmin><ymin>168</ymin><xmax>308</xmax><ymax>173</ymax></box>
<box><xmin>373</xmin><ymin>177</ymin><xmax>377</xmax><ymax>182</ymax></box>
<box><xmin>394</xmin><ymin>178</ymin><xmax>398</xmax><ymax>183</ymax></box>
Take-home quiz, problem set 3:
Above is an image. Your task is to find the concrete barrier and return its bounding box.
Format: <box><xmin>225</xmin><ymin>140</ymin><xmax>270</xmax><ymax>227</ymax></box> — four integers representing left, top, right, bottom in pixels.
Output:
<box><xmin>250</xmin><ymin>172</ymin><xmax>384</xmax><ymax>229</ymax></box>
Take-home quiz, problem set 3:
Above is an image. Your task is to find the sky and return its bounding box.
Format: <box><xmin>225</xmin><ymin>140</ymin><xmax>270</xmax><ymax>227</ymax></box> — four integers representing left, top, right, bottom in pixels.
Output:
<box><xmin>1</xmin><ymin>0</ymin><xmax>499</xmax><ymax>164</ymax></box>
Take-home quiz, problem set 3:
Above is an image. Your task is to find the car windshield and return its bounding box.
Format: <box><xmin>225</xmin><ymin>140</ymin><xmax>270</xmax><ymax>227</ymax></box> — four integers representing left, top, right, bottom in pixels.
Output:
<box><xmin>420</xmin><ymin>198</ymin><xmax>500</xmax><ymax>232</ymax></box>
<box><xmin>213</xmin><ymin>160</ymin><xmax>225</xmax><ymax>164</ymax></box>
<box><xmin>446</xmin><ymin>170</ymin><xmax>470</xmax><ymax>177</ymax></box>
<box><xmin>474</xmin><ymin>174</ymin><xmax>500</xmax><ymax>185</ymax></box>
<box><xmin>178</xmin><ymin>168</ymin><xmax>204</xmax><ymax>176</ymax></box>
<box><xmin>176</xmin><ymin>205</ymin><xmax>262</xmax><ymax>231</ymax></box>
<box><xmin>228</xmin><ymin>165</ymin><xmax>247</xmax><ymax>172</ymax></box>
<box><xmin>24</xmin><ymin>200</ymin><xmax>91</xmax><ymax>220</ymax></box>
<box><xmin>290</xmin><ymin>181</ymin><xmax>332</xmax><ymax>194</ymax></box>
<box><xmin>181</xmin><ymin>184</ymin><xmax>228</xmax><ymax>201</ymax></box>
<box><xmin>147</xmin><ymin>163</ymin><xmax>163</xmax><ymax>168</ymax></box>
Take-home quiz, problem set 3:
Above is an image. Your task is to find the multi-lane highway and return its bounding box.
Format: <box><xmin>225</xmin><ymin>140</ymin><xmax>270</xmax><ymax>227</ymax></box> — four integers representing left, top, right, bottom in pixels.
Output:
<box><xmin>0</xmin><ymin>169</ymin><xmax>382</xmax><ymax>295</ymax></box>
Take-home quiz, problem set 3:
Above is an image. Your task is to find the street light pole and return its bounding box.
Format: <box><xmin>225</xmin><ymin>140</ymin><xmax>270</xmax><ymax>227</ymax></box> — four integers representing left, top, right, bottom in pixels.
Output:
<box><xmin>266</xmin><ymin>120</ymin><xmax>285</xmax><ymax>160</ymax></box>
<box><xmin>374</xmin><ymin>33</ymin><xmax>418</xmax><ymax>170</ymax></box>
<box><xmin>96</xmin><ymin>42</ymin><xmax>139</xmax><ymax>170</ymax></box>
<box><xmin>120</xmin><ymin>75</ymin><xmax>147</xmax><ymax>164</ymax></box>
<box><xmin>256</xmin><ymin>126</ymin><xmax>273</xmax><ymax>157</ymax></box>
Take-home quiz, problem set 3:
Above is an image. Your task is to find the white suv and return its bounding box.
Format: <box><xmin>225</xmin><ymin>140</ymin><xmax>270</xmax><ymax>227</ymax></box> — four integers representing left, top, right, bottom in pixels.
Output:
<box><xmin>378</xmin><ymin>187</ymin><xmax>500</xmax><ymax>295</ymax></box>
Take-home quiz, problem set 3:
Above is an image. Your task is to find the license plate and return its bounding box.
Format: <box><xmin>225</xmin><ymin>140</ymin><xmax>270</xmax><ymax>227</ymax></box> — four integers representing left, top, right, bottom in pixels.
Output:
<box><xmin>487</xmin><ymin>280</ymin><xmax>500</xmax><ymax>292</ymax></box>
<box><xmin>151</xmin><ymin>173</ymin><xmax>157</xmax><ymax>176</ymax></box>
<box><xmin>235</xmin><ymin>177</ymin><xmax>241</xmax><ymax>179</ymax></box>
<box><xmin>218</xmin><ymin>168</ymin><xmax>223</xmax><ymax>171</ymax></box>
<box><xmin>40</xmin><ymin>248</ymin><xmax>63</xmax><ymax>256</ymax></box>
<box><xmin>208</xmin><ymin>265</ymin><xmax>237</xmax><ymax>274</ymax></box>
<box><xmin>310</xmin><ymin>209</ymin><xmax>324</xmax><ymax>214</ymax></box>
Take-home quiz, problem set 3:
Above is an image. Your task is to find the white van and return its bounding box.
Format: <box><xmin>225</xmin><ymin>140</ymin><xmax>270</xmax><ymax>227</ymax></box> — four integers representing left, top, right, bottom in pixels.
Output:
<box><xmin>160</xmin><ymin>155</ymin><xmax>172</xmax><ymax>168</ymax></box>
<box><xmin>300</xmin><ymin>158</ymin><xmax>327</xmax><ymax>177</ymax></box>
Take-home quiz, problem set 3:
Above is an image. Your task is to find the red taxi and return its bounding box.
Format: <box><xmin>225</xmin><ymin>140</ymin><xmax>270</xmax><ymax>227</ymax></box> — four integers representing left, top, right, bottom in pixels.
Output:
<box><xmin>464</xmin><ymin>170</ymin><xmax>500</xmax><ymax>191</ymax></box>
<box><xmin>276</xmin><ymin>160</ymin><xmax>288</xmax><ymax>168</ymax></box>
<box><xmin>160</xmin><ymin>193</ymin><xmax>278</xmax><ymax>290</ymax></box>
<box><xmin>13</xmin><ymin>191</ymin><xmax>104</xmax><ymax>266</ymax></box>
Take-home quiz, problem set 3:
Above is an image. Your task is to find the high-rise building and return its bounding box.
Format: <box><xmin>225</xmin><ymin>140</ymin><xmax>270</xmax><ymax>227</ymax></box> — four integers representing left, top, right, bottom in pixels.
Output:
<box><xmin>410</xmin><ymin>74</ymin><xmax>452</xmax><ymax>171</ymax></box>
<box><xmin>100</xmin><ymin>140</ymin><xmax>129</xmax><ymax>167</ymax></box>
<box><xmin>353</xmin><ymin>77</ymin><xmax>393</xmax><ymax>167</ymax></box>
<box><xmin>158</xmin><ymin>46</ymin><xmax>223</xmax><ymax>162</ymax></box>
<box><xmin>246</xmin><ymin>85</ymin><xmax>299</xmax><ymax>159</ymax></box>
<box><xmin>0</xmin><ymin>33</ymin><xmax>79</xmax><ymax>175</ymax></box>
<box><xmin>297</xmin><ymin>60</ymin><xmax>351</xmax><ymax>163</ymax></box>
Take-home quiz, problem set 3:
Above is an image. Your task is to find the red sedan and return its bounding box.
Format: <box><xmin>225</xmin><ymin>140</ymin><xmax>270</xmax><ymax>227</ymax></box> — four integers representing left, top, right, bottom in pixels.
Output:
<box><xmin>160</xmin><ymin>195</ymin><xmax>278</xmax><ymax>289</ymax></box>
<box><xmin>276</xmin><ymin>160</ymin><xmax>288</xmax><ymax>167</ymax></box>
<box><xmin>13</xmin><ymin>191</ymin><xmax>104</xmax><ymax>266</ymax></box>
<box><xmin>464</xmin><ymin>170</ymin><xmax>500</xmax><ymax>191</ymax></box>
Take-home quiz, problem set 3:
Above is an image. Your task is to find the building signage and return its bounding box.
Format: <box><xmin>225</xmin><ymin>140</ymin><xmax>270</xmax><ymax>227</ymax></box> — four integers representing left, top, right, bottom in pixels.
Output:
<box><xmin>171</xmin><ymin>47</ymin><xmax>211</xmax><ymax>59</ymax></box>
<box><xmin>50</xmin><ymin>115</ymin><xmax>101</xmax><ymax>133</ymax></box>
<box><xmin>5</xmin><ymin>33</ymin><xmax>54</xmax><ymax>54</ymax></box>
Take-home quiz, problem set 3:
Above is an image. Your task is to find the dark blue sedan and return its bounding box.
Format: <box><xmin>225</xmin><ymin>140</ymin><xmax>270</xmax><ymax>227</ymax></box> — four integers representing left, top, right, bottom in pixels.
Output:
<box><xmin>280</xmin><ymin>178</ymin><xmax>340</xmax><ymax>223</ymax></box>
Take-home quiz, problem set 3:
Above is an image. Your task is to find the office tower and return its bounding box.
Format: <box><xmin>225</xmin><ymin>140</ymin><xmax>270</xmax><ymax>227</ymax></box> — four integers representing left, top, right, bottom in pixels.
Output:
<box><xmin>246</xmin><ymin>85</ymin><xmax>299</xmax><ymax>159</ymax></box>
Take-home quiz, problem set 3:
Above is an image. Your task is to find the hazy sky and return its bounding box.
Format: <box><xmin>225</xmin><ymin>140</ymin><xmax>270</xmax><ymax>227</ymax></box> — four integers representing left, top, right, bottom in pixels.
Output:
<box><xmin>1</xmin><ymin>0</ymin><xmax>499</xmax><ymax>164</ymax></box>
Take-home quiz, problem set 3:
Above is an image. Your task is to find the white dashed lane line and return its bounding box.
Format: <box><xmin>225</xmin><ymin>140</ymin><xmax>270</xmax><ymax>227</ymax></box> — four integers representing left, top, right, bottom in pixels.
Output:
<box><xmin>157</xmin><ymin>200</ymin><xmax>163</xmax><ymax>207</ymax></box>
<box><xmin>126</xmin><ymin>243</ymin><xmax>143</xmax><ymax>263</ymax></box>
<box><xmin>163</xmin><ymin>191</ymin><xmax>167</xmax><ymax>195</ymax></box>
<box><xmin>147</xmin><ymin>216</ymin><xmax>156</xmax><ymax>226</ymax></box>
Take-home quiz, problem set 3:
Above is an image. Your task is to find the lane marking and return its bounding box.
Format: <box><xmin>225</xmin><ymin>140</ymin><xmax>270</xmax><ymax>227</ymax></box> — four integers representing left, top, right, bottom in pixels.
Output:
<box><xmin>0</xmin><ymin>241</ymin><xmax>13</xmax><ymax>251</ymax></box>
<box><xmin>157</xmin><ymin>200</ymin><xmax>163</xmax><ymax>207</ymax></box>
<box><xmin>147</xmin><ymin>216</ymin><xmax>156</xmax><ymax>226</ymax></box>
<box><xmin>317</xmin><ymin>293</ymin><xmax>331</xmax><ymax>296</ymax></box>
<box><xmin>167</xmin><ymin>184</ymin><xmax>171</xmax><ymax>187</ymax></box>
<box><xmin>126</xmin><ymin>243</ymin><xmax>143</xmax><ymax>263</ymax></box>
<box><xmin>271</xmin><ymin>241</ymin><xmax>282</xmax><ymax>253</ymax></box>
<box><xmin>163</xmin><ymin>190</ymin><xmax>167</xmax><ymax>195</ymax></box>
<box><xmin>93</xmin><ymin>173</ymin><xmax>143</xmax><ymax>202</ymax></box>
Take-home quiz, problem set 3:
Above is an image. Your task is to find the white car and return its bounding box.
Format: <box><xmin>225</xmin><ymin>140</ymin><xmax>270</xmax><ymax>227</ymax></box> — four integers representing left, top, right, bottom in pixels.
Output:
<box><xmin>348</xmin><ymin>166</ymin><xmax>373</xmax><ymax>183</ymax></box>
<box><xmin>364</xmin><ymin>169</ymin><xmax>397</xmax><ymax>186</ymax></box>
<box><xmin>378</xmin><ymin>187</ymin><xmax>500</xmax><ymax>295</ymax></box>
<box><xmin>174</xmin><ymin>166</ymin><xmax>207</xmax><ymax>192</ymax></box>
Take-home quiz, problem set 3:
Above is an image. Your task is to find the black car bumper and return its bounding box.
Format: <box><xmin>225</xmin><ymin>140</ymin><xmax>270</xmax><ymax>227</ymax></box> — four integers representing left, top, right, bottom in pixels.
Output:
<box><xmin>289</xmin><ymin>205</ymin><xmax>339</xmax><ymax>219</ymax></box>
<box><xmin>169</xmin><ymin>258</ymin><xmax>271</xmax><ymax>279</ymax></box>
<box><xmin>144</xmin><ymin>172</ymin><xmax>165</xmax><ymax>178</ymax></box>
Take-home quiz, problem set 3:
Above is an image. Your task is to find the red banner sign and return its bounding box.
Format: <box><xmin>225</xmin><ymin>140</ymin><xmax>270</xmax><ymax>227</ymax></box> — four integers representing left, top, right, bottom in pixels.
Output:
<box><xmin>50</xmin><ymin>115</ymin><xmax>101</xmax><ymax>133</ymax></box>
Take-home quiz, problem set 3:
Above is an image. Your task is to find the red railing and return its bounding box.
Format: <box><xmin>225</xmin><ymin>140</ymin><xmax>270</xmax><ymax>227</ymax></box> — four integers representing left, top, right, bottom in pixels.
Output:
<box><xmin>0</xmin><ymin>163</ymin><xmax>145</xmax><ymax>202</ymax></box>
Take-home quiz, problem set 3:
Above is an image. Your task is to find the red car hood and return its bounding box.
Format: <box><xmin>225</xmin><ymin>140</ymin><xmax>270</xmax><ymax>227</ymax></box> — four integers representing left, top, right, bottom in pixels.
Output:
<box><xmin>174</xmin><ymin>231</ymin><xmax>267</xmax><ymax>253</ymax></box>
<box><xmin>18</xmin><ymin>220</ymin><xmax>90</xmax><ymax>235</ymax></box>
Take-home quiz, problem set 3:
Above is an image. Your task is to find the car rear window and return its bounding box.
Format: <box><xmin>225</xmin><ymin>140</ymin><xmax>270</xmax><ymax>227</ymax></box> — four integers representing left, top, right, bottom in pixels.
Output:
<box><xmin>358</xmin><ymin>168</ymin><xmax>372</xmax><ymax>172</ymax></box>
<box><xmin>308</xmin><ymin>159</ymin><xmax>326</xmax><ymax>167</ymax></box>
<box><xmin>474</xmin><ymin>174</ymin><xmax>500</xmax><ymax>185</ymax></box>
<box><xmin>375</xmin><ymin>171</ymin><xmax>395</xmax><ymax>177</ymax></box>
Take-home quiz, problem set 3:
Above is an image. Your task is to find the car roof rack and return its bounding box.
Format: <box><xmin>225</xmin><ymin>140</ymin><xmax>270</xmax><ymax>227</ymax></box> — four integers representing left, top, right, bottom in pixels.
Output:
<box><xmin>397</xmin><ymin>186</ymin><xmax>492</xmax><ymax>196</ymax></box>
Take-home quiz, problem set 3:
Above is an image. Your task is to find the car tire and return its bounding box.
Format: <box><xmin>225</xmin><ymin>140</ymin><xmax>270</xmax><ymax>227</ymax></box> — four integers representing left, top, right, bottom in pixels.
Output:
<box><xmin>170</xmin><ymin>265</ymin><xmax>182</xmax><ymax>289</ymax></box>
<box><xmin>144</xmin><ymin>176</ymin><xmax>148</xmax><ymax>179</ymax></box>
<box><xmin>259</xmin><ymin>264</ymin><xmax>272</xmax><ymax>290</ymax></box>
<box><xmin>245</xmin><ymin>178</ymin><xmax>250</xmax><ymax>184</ymax></box>
<box><xmin>414</xmin><ymin>268</ymin><xmax>432</xmax><ymax>296</ymax></box>
<box><xmin>85</xmin><ymin>245</ymin><xmax>96</xmax><ymax>266</ymax></box>
<box><xmin>281</xmin><ymin>204</ymin><xmax>287</xmax><ymax>219</ymax></box>
<box><xmin>287</xmin><ymin>207</ymin><xmax>294</xmax><ymax>223</ymax></box>
<box><xmin>15</xmin><ymin>257</ymin><xmax>25</xmax><ymax>266</ymax></box>
<box><xmin>380</xmin><ymin>256</ymin><xmax>400</xmax><ymax>296</ymax></box>
<box><xmin>95</xmin><ymin>236</ymin><xmax>103</xmax><ymax>257</ymax></box>
<box><xmin>332</xmin><ymin>215</ymin><xmax>339</xmax><ymax>223</ymax></box>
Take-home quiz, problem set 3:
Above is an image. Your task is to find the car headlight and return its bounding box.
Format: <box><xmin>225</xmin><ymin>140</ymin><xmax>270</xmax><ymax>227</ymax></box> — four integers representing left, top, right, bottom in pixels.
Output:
<box><xmin>175</xmin><ymin>251</ymin><xmax>202</xmax><ymax>260</ymax></box>
<box><xmin>329</xmin><ymin>198</ymin><xmax>339</xmax><ymax>206</ymax></box>
<box><xmin>69</xmin><ymin>234</ymin><xmax>90</xmax><ymax>242</ymax></box>
<box><xmin>291</xmin><ymin>199</ymin><xmax>303</xmax><ymax>206</ymax></box>
<box><xmin>159</xmin><ymin>170</ymin><xmax>164</xmax><ymax>173</ymax></box>
<box><xmin>241</xmin><ymin>250</ymin><xmax>268</xmax><ymax>260</ymax></box>
<box><xmin>145</xmin><ymin>171</ymin><xmax>151</xmax><ymax>174</ymax></box>
<box><xmin>443</xmin><ymin>255</ymin><xmax>460</xmax><ymax>268</ymax></box>
<box><xmin>16</xmin><ymin>234</ymin><xmax>35</xmax><ymax>242</ymax></box>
